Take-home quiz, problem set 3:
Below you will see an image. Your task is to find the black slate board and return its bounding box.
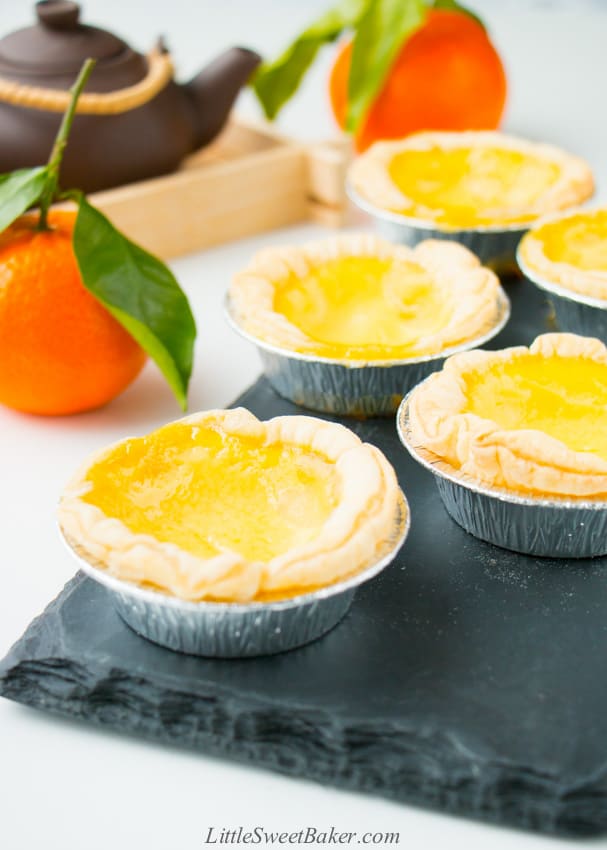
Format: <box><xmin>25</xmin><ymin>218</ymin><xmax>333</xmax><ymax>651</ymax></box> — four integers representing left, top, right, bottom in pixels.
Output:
<box><xmin>3</xmin><ymin>278</ymin><xmax>607</xmax><ymax>837</ymax></box>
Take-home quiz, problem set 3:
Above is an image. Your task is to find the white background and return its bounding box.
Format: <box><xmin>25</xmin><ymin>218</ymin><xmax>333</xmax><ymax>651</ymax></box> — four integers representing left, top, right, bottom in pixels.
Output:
<box><xmin>1</xmin><ymin>1</ymin><xmax>607</xmax><ymax>848</ymax></box>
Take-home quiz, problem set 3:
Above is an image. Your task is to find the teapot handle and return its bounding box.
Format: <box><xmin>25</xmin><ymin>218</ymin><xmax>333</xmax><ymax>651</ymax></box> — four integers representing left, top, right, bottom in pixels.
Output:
<box><xmin>0</xmin><ymin>47</ymin><xmax>173</xmax><ymax>114</ymax></box>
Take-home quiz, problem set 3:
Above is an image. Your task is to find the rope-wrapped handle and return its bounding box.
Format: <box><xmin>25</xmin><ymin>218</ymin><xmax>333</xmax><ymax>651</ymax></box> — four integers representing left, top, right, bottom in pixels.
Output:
<box><xmin>0</xmin><ymin>48</ymin><xmax>174</xmax><ymax>115</ymax></box>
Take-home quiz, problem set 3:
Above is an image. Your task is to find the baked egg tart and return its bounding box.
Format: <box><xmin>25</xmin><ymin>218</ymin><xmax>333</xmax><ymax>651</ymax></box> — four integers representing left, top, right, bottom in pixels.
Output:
<box><xmin>59</xmin><ymin>408</ymin><xmax>404</xmax><ymax>602</ymax></box>
<box><xmin>227</xmin><ymin>233</ymin><xmax>508</xmax><ymax>415</ymax></box>
<box><xmin>348</xmin><ymin>131</ymin><xmax>594</xmax><ymax>270</ymax></box>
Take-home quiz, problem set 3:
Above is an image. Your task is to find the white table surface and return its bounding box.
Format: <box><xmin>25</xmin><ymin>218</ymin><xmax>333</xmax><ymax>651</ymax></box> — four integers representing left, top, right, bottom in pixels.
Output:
<box><xmin>2</xmin><ymin>1</ymin><xmax>607</xmax><ymax>848</ymax></box>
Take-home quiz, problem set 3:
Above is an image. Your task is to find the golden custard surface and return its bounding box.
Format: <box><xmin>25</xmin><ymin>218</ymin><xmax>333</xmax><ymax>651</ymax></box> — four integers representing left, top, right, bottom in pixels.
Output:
<box><xmin>463</xmin><ymin>355</ymin><xmax>607</xmax><ymax>461</ymax></box>
<box><xmin>273</xmin><ymin>256</ymin><xmax>454</xmax><ymax>360</ymax></box>
<box><xmin>82</xmin><ymin>423</ymin><xmax>338</xmax><ymax>564</ymax></box>
<box><xmin>534</xmin><ymin>209</ymin><xmax>607</xmax><ymax>271</ymax></box>
<box><xmin>388</xmin><ymin>146</ymin><xmax>561</xmax><ymax>227</ymax></box>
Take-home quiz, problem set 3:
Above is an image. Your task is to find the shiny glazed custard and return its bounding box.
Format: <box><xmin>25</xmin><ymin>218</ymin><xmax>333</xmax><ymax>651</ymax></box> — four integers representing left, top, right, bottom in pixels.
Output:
<box><xmin>387</xmin><ymin>145</ymin><xmax>561</xmax><ymax>228</ymax></box>
<box><xmin>273</xmin><ymin>255</ymin><xmax>454</xmax><ymax>360</ymax></box>
<box><xmin>81</xmin><ymin>420</ymin><xmax>339</xmax><ymax>564</ymax></box>
<box><xmin>462</xmin><ymin>354</ymin><xmax>607</xmax><ymax>462</ymax></box>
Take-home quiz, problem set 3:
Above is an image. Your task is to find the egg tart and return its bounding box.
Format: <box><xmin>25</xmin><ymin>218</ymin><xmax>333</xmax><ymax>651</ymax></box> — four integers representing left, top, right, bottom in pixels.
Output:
<box><xmin>58</xmin><ymin>408</ymin><xmax>402</xmax><ymax>603</ymax></box>
<box><xmin>229</xmin><ymin>233</ymin><xmax>504</xmax><ymax>361</ymax></box>
<box><xmin>349</xmin><ymin>132</ymin><xmax>594</xmax><ymax>231</ymax></box>
<box><xmin>408</xmin><ymin>333</ymin><xmax>607</xmax><ymax>499</ymax></box>
<box><xmin>227</xmin><ymin>233</ymin><xmax>508</xmax><ymax>416</ymax></box>
<box><xmin>518</xmin><ymin>207</ymin><xmax>607</xmax><ymax>301</ymax></box>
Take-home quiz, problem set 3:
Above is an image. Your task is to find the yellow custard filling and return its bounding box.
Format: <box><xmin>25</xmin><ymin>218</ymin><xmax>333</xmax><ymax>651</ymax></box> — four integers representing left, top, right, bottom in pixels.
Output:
<box><xmin>388</xmin><ymin>146</ymin><xmax>561</xmax><ymax>227</ymax></box>
<box><xmin>82</xmin><ymin>422</ymin><xmax>339</xmax><ymax>563</ymax></box>
<box><xmin>463</xmin><ymin>355</ymin><xmax>607</xmax><ymax>461</ymax></box>
<box><xmin>533</xmin><ymin>209</ymin><xmax>607</xmax><ymax>271</ymax></box>
<box><xmin>273</xmin><ymin>256</ymin><xmax>454</xmax><ymax>360</ymax></box>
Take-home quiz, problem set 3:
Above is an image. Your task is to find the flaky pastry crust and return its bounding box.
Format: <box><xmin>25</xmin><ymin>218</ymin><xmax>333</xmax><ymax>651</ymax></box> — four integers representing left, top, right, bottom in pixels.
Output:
<box><xmin>518</xmin><ymin>207</ymin><xmax>607</xmax><ymax>301</ymax></box>
<box><xmin>408</xmin><ymin>334</ymin><xmax>607</xmax><ymax>498</ymax></box>
<box><xmin>349</xmin><ymin>131</ymin><xmax>594</xmax><ymax>230</ymax></box>
<box><xmin>58</xmin><ymin>408</ymin><xmax>401</xmax><ymax>602</ymax></box>
<box><xmin>229</xmin><ymin>232</ymin><xmax>504</xmax><ymax>361</ymax></box>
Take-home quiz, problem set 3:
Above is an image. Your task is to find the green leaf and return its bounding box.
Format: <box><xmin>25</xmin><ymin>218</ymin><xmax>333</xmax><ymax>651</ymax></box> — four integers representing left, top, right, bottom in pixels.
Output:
<box><xmin>72</xmin><ymin>194</ymin><xmax>197</xmax><ymax>410</ymax></box>
<box><xmin>252</xmin><ymin>0</ymin><xmax>369</xmax><ymax>120</ymax></box>
<box><xmin>346</xmin><ymin>0</ymin><xmax>426</xmax><ymax>132</ymax></box>
<box><xmin>0</xmin><ymin>167</ymin><xmax>49</xmax><ymax>232</ymax></box>
<box><xmin>431</xmin><ymin>0</ymin><xmax>485</xmax><ymax>30</ymax></box>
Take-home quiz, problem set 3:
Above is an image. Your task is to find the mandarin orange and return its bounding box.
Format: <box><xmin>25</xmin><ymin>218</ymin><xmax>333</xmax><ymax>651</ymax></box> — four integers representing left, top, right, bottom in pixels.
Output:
<box><xmin>329</xmin><ymin>9</ymin><xmax>507</xmax><ymax>152</ymax></box>
<box><xmin>0</xmin><ymin>210</ymin><xmax>146</xmax><ymax>415</ymax></box>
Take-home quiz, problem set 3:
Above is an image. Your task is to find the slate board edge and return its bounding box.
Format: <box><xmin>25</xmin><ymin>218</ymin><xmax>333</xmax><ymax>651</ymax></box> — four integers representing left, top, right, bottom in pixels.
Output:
<box><xmin>4</xmin><ymin>304</ymin><xmax>607</xmax><ymax>843</ymax></box>
<box><xmin>1</xmin><ymin>561</ymin><xmax>606</xmax><ymax>838</ymax></box>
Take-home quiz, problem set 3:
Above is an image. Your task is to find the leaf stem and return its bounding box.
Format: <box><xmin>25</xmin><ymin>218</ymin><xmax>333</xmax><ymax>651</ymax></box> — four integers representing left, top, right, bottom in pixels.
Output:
<box><xmin>37</xmin><ymin>58</ymin><xmax>96</xmax><ymax>231</ymax></box>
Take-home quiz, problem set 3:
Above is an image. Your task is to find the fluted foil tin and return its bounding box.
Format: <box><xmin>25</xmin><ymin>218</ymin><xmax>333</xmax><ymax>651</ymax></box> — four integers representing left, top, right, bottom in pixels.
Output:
<box><xmin>347</xmin><ymin>185</ymin><xmax>528</xmax><ymax>274</ymax></box>
<box><xmin>397</xmin><ymin>391</ymin><xmax>607</xmax><ymax>559</ymax></box>
<box><xmin>60</xmin><ymin>494</ymin><xmax>409</xmax><ymax>658</ymax></box>
<box><xmin>518</xmin><ymin>253</ymin><xmax>607</xmax><ymax>344</ymax></box>
<box><xmin>225</xmin><ymin>292</ymin><xmax>510</xmax><ymax>417</ymax></box>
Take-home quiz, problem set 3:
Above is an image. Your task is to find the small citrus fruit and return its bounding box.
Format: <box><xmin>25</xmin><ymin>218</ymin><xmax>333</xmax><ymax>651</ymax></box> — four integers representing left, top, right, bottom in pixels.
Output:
<box><xmin>329</xmin><ymin>9</ymin><xmax>507</xmax><ymax>152</ymax></box>
<box><xmin>0</xmin><ymin>210</ymin><xmax>146</xmax><ymax>415</ymax></box>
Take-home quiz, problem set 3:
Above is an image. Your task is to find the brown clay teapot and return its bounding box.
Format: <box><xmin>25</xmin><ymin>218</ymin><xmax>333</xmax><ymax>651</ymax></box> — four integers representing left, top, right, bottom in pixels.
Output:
<box><xmin>0</xmin><ymin>1</ymin><xmax>261</xmax><ymax>192</ymax></box>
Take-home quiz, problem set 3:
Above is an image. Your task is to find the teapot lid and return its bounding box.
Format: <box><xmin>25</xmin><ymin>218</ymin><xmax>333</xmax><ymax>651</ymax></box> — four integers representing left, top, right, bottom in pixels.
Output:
<box><xmin>0</xmin><ymin>2</ymin><xmax>133</xmax><ymax>76</ymax></box>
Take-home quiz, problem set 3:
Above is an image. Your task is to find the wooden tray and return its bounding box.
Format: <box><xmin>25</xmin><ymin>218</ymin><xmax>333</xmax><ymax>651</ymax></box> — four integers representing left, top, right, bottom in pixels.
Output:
<box><xmin>88</xmin><ymin>118</ymin><xmax>352</xmax><ymax>259</ymax></box>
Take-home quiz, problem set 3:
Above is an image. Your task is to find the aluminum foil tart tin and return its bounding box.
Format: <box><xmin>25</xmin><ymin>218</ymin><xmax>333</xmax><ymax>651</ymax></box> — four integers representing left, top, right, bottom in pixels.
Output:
<box><xmin>60</xmin><ymin>493</ymin><xmax>409</xmax><ymax>658</ymax></box>
<box><xmin>347</xmin><ymin>184</ymin><xmax>528</xmax><ymax>274</ymax></box>
<box><xmin>225</xmin><ymin>292</ymin><xmax>510</xmax><ymax>417</ymax></box>
<box><xmin>517</xmin><ymin>252</ymin><xmax>607</xmax><ymax>344</ymax></box>
<box><xmin>397</xmin><ymin>390</ymin><xmax>607</xmax><ymax>559</ymax></box>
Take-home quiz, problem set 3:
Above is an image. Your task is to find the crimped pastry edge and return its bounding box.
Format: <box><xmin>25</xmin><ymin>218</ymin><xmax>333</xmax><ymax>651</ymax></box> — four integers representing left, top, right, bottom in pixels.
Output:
<box><xmin>408</xmin><ymin>333</ymin><xmax>607</xmax><ymax>498</ymax></box>
<box><xmin>518</xmin><ymin>206</ymin><xmax>607</xmax><ymax>301</ymax></box>
<box><xmin>229</xmin><ymin>232</ymin><xmax>503</xmax><ymax>361</ymax></box>
<box><xmin>349</xmin><ymin>131</ymin><xmax>594</xmax><ymax>230</ymax></box>
<box><xmin>58</xmin><ymin>408</ymin><xmax>402</xmax><ymax>602</ymax></box>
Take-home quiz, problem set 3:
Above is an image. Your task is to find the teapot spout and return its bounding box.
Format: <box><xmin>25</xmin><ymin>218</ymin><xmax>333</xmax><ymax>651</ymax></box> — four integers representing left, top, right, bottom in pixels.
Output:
<box><xmin>185</xmin><ymin>47</ymin><xmax>261</xmax><ymax>148</ymax></box>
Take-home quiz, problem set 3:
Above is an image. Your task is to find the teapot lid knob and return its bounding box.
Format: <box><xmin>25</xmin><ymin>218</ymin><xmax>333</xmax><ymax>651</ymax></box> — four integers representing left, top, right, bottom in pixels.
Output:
<box><xmin>36</xmin><ymin>1</ymin><xmax>81</xmax><ymax>31</ymax></box>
